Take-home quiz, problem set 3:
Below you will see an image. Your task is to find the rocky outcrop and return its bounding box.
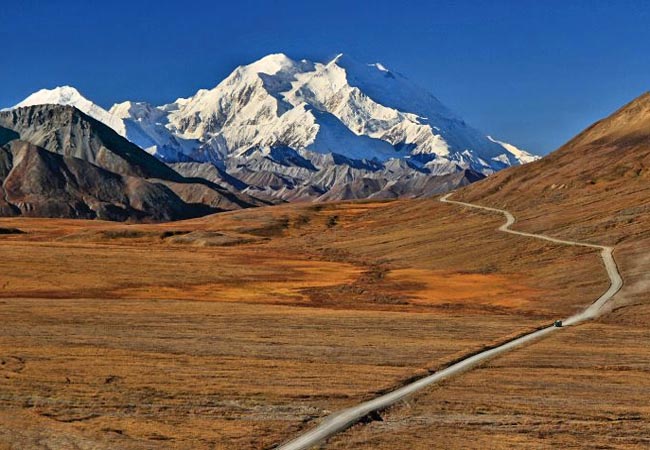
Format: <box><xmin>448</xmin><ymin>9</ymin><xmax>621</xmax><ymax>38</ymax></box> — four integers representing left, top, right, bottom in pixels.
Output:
<box><xmin>0</xmin><ymin>105</ymin><xmax>259</xmax><ymax>221</ymax></box>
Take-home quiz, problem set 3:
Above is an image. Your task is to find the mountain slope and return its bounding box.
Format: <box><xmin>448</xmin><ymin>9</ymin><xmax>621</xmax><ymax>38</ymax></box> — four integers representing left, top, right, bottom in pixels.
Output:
<box><xmin>456</xmin><ymin>92</ymin><xmax>650</xmax><ymax>245</ymax></box>
<box><xmin>0</xmin><ymin>105</ymin><xmax>259</xmax><ymax>220</ymax></box>
<box><xmin>126</xmin><ymin>53</ymin><xmax>535</xmax><ymax>171</ymax></box>
<box><xmin>12</xmin><ymin>86</ymin><xmax>127</xmax><ymax>136</ymax></box>
<box><xmin>0</xmin><ymin>139</ymin><xmax>204</xmax><ymax>221</ymax></box>
<box><xmin>0</xmin><ymin>104</ymin><xmax>181</xmax><ymax>179</ymax></box>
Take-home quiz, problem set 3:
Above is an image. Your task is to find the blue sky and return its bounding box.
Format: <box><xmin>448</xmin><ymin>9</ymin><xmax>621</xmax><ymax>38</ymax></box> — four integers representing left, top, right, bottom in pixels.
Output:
<box><xmin>1</xmin><ymin>0</ymin><xmax>649</xmax><ymax>154</ymax></box>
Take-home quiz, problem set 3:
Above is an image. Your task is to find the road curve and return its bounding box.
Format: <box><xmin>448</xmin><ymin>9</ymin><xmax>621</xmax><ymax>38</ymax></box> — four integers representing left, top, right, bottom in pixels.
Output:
<box><xmin>276</xmin><ymin>193</ymin><xmax>623</xmax><ymax>450</ymax></box>
<box><xmin>440</xmin><ymin>194</ymin><xmax>623</xmax><ymax>326</ymax></box>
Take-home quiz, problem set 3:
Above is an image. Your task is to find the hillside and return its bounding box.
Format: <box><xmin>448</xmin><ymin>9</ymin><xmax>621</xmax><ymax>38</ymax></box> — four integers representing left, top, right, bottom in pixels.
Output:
<box><xmin>0</xmin><ymin>105</ymin><xmax>258</xmax><ymax>221</ymax></box>
<box><xmin>456</xmin><ymin>92</ymin><xmax>650</xmax><ymax>246</ymax></box>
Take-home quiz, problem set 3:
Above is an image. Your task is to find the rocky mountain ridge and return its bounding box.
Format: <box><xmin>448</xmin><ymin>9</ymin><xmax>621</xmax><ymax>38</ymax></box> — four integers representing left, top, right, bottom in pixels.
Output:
<box><xmin>11</xmin><ymin>53</ymin><xmax>537</xmax><ymax>202</ymax></box>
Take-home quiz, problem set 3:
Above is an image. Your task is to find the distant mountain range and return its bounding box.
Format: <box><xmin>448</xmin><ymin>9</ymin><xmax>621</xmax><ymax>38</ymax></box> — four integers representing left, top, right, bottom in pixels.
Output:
<box><xmin>8</xmin><ymin>54</ymin><xmax>537</xmax><ymax>207</ymax></box>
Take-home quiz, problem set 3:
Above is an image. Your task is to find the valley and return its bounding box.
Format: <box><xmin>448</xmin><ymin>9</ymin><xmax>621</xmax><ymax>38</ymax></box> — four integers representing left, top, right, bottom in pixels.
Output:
<box><xmin>0</xmin><ymin>197</ymin><xmax>608</xmax><ymax>449</ymax></box>
<box><xmin>3</xmin><ymin>1</ymin><xmax>650</xmax><ymax>449</ymax></box>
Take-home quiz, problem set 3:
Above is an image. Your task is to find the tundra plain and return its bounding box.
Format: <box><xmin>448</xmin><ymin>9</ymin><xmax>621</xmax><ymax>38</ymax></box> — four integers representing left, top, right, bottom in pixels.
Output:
<box><xmin>0</xmin><ymin>198</ymin><xmax>617</xmax><ymax>449</ymax></box>
<box><xmin>326</xmin><ymin>96</ymin><xmax>650</xmax><ymax>449</ymax></box>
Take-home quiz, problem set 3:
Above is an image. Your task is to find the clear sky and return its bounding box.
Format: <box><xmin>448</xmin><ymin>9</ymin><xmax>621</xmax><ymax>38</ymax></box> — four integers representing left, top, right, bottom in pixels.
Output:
<box><xmin>2</xmin><ymin>0</ymin><xmax>649</xmax><ymax>154</ymax></box>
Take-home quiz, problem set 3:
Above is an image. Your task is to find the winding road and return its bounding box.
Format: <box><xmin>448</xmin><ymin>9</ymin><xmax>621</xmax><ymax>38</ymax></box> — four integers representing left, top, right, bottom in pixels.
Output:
<box><xmin>277</xmin><ymin>193</ymin><xmax>623</xmax><ymax>450</ymax></box>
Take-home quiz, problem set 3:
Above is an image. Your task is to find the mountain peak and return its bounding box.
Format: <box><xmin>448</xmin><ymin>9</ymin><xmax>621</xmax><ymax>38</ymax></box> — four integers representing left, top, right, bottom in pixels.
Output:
<box><xmin>329</xmin><ymin>53</ymin><xmax>345</xmax><ymax>64</ymax></box>
<box><xmin>259</xmin><ymin>52</ymin><xmax>292</xmax><ymax>62</ymax></box>
<box><xmin>109</xmin><ymin>100</ymin><xmax>156</xmax><ymax>120</ymax></box>
<box><xmin>328</xmin><ymin>54</ymin><xmax>391</xmax><ymax>75</ymax></box>
<box><xmin>246</xmin><ymin>53</ymin><xmax>299</xmax><ymax>75</ymax></box>
<box><xmin>14</xmin><ymin>85</ymin><xmax>85</xmax><ymax>108</ymax></box>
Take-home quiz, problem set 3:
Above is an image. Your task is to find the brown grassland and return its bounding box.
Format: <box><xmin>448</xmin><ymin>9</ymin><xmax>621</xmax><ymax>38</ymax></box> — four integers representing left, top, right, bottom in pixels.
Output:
<box><xmin>325</xmin><ymin>95</ymin><xmax>650</xmax><ymax>449</ymax></box>
<box><xmin>326</xmin><ymin>243</ymin><xmax>650</xmax><ymax>449</ymax></box>
<box><xmin>0</xmin><ymin>196</ymin><xmax>618</xmax><ymax>449</ymax></box>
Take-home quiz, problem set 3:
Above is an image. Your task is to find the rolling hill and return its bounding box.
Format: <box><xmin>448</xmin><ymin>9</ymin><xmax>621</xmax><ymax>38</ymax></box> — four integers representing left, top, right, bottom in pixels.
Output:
<box><xmin>456</xmin><ymin>92</ymin><xmax>650</xmax><ymax>246</ymax></box>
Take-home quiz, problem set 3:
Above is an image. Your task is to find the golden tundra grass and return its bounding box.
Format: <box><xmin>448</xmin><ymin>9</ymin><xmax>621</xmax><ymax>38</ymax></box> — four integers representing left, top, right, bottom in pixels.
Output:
<box><xmin>327</xmin><ymin>308</ymin><xmax>650</xmax><ymax>449</ymax></box>
<box><xmin>0</xmin><ymin>198</ymin><xmax>611</xmax><ymax>449</ymax></box>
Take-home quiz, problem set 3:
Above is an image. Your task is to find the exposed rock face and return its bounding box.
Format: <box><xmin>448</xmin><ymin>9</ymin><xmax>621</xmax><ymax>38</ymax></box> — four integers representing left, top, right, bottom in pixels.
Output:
<box><xmin>0</xmin><ymin>104</ymin><xmax>186</xmax><ymax>180</ymax></box>
<box><xmin>0</xmin><ymin>140</ymin><xmax>195</xmax><ymax>221</ymax></box>
<box><xmin>171</xmin><ymin>149</ymin><xmax>485</xmax><ymax>202</ymax></box>
<box><xmin>0</xmin><ymin>105</ymin><xmax>259</xmax><ymax>221</ymax></box>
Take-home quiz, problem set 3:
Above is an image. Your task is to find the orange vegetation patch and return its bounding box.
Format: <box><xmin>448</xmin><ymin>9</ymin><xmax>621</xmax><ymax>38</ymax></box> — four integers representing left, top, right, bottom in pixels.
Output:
<box><xmin>114</xmin><ymin>259</ymin><xmax>362</xmax><ymax>304</ymax></box>
<box><xmin>386</xmin><ymin>268</ymin><xmax>540</xmax><ymax>309</ymax></box>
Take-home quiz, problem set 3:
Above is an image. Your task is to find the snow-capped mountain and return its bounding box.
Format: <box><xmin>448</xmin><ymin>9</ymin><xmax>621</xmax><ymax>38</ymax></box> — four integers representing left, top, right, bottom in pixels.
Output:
<box><xmin>12</xmin><ymin>86</ymin><xmax>127</xmax><ymax>136</ymax></box>
<box><xmin>9</xmin><ymin>54</ymin><xmax>537</xmax><ymax>201</ymax></box>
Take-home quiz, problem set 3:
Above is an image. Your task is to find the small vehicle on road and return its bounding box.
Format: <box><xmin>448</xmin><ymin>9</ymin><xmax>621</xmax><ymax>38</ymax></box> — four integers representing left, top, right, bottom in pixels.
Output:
<box><xmin>554</xmin><ymin>320</ymin><xmax>563</xmax><ymax>327</ymax></box>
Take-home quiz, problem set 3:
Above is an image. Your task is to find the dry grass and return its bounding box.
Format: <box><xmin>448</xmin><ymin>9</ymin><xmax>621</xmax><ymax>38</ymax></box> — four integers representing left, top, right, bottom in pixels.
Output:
<box><xmin>327</xmin><ymin>316</ymin><xmax>650</xmax><ymax>449</ymax></box>
<box><xmin>0</xmin><ymin>298</ymin><xmax>546</xmax><ymax>449</ymax></box>
<box><xmin>0</xmin><ymin>198</ymin><xmax>612</xmax><ymax>448</ymax></box>
<box><xmin>324</xmin><ymin>235</ymin><xmax>650</xmax><ymax>450</ymax></box>
<box><xmin>320</xmin><ymin>96</ymin><xmax>650</xmax><ymax>449</ymax></box>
